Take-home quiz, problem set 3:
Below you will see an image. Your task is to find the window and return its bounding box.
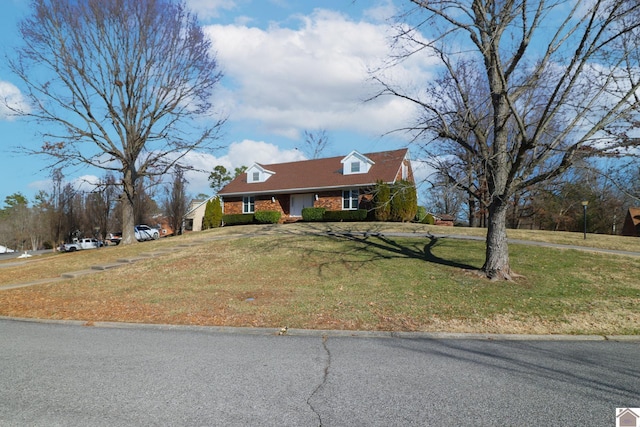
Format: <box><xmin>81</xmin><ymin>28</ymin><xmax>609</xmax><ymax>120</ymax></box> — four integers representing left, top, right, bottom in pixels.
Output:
<box><xmin>252</xmin><ymin>172</ymin><xmax>260</xmax><ymax>182</ymax></box>
<box><xmin>342</xmin><ymin>152</ymin><xmax>373</xmax><ymax>175</ymax></box>
<box><xmin>243</xmin><ymin>196</ymin><xmax>255</xmax><ymax>213</ymax></box>
<box><xmin>342</xmin><ymin>189</ymin><xmax>359</xmax><ymax>210</ymax></box>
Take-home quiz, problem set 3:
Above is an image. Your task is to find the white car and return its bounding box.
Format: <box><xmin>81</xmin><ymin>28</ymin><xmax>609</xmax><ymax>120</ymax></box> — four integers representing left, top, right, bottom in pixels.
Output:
<box><xmin>135</xmin><ymin>225</ymin><xmax>160</xmax><ymax>241</ymax></box>
<box><xmin>63</xmin><ymin>238</ymin><xmax>100</xmax><ymax>252</ymax></box>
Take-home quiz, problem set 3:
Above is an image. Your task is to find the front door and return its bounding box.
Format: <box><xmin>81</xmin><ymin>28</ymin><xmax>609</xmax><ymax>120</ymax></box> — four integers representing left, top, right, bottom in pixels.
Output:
<box><xmin>290</xmin><ymin>193</ymin><xmax>315</xmax><ymax>217</ymax></box>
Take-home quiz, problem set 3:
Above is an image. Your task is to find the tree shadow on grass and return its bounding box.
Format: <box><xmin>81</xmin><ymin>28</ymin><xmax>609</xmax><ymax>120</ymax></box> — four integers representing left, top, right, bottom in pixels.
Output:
<box><xmin>323</xmin><ymin>232</ymin><xmax>480</xmax><ymax>272</ymax></box>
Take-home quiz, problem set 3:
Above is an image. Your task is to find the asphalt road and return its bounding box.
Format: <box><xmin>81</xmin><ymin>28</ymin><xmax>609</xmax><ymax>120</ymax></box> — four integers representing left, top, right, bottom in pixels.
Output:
<box><xmin>1</xmin><ymin>319</ymin><xmax>638</xmax><ymax>426</ymax></box>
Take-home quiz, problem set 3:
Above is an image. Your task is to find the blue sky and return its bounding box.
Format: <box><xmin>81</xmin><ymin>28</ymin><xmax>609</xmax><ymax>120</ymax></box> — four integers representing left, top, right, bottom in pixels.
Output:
<box><xmin>0</xmin><ymin>0</ymin><xmax>432</xmax><ymax>205</ymax></box>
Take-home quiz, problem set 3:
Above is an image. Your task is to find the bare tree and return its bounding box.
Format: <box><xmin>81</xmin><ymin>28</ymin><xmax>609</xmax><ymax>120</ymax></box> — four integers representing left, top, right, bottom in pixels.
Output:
<box><xmin>133</xmin><ymin>178</ymin><xmax>159</xmax><ymax>226</ymax></box>
<box><xmin>86</xmin><ymin>174</ymin><xmax>119</xmax><ymax>241</ymax></box>
<box><xmin>424</xmin><ymin>172</ymin><xmax>465</xmax><ymax>221</ymax></box>
<box><xmin>164</xmin><ymin>166</ymin><xmax>189</xmax><ymax>235</ymax></box>
<box><xmin>9</xmin><ymin>0</ymin><xmax>225</xmax><ymax>245</ymax></box>
<box><xmin>302</xmin><ymin>129</ymin><xmax>331</xmax><ymax>159</ymax></box>
<box><xmin>374</xmin><ymin>1</ymin><xmax>640</xmax><ymax>279</ymax></box>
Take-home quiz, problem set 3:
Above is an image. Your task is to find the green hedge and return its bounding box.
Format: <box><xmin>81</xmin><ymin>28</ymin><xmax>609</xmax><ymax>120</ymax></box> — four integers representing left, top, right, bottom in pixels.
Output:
<box><xmin>372</xmin><ymin>180</ymin><xmax>418</xmax><ymax>222</ymax></box>
<box><xmin>254</xmin><ymin>210</ymin><xmax>281</xmax><ymax>224</ymax></box>
<box><xmin>222</xmin><ymin>213</ymin><xmax>254</xmax><ymax>225</ymax></box>
<box><xmin>323</xmin><ymin>209</ymin><xmax>368</xmax><ymax>222</ymax></box>
<box><xmin>302</xmin><ymin>207</ymin><xmax>326</xmax><ymax>221</ymax></box>
<box><xmin>373</xmin><ymin>180</ymin><xmax>391</xmax><ymax>221</ymax></box>
<box><xmin>422</xmin><ymin>213</ymin><xmax>435</xmax><ymax>225</ymax></box>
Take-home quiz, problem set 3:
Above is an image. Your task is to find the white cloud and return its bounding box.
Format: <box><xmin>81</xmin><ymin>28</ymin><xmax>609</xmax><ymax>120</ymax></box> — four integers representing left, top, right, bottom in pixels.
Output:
<box><xmin>72</xmin><ymin>175</ymin><xmax>102</xmax><ymax>191</ymax></box>
<box><xmin>28</xmin><ymin>173</ymin><xmax>102</xmax><ymax>196</ymax></box>
<box><xmin>182</xmin><ymin>139</ymin><xmax>306</xmax><ymax>196</ymax></box>
<box><xmin>363</xmin><ymin>0</ymin><xmax>397</xmax><ymax>22</ymax></box>
<box><xmin>0</xmin><ymin>81</ymin><xmax>29</xmax><ymax>120</ymax></box>
<box><xmin>205</xmin><ymin>7</ymin><xmax>434</xmax><ymax>141</ymax></box>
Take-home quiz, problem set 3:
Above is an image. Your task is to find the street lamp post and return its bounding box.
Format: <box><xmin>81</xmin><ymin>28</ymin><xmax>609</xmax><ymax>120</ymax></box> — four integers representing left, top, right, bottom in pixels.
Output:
<box><xmin>581</xmin><ymin>201</ymin><xmax>589</xmax><ymax>239</ymax></box>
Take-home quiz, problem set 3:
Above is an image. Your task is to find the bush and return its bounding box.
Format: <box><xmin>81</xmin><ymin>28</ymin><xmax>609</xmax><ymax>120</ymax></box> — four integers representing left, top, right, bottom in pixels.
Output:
<box><xmin>203</xmin><ymin>197</ymin><xmax>223</xmax><ymax>229</ymax></box>
<box><xmin>390</xmin><ymin>180</ymin><xmax>418</xmax><ymax>222</ymax></box>
<box><xmin>373</xmin><ymin>180</ymin><xmax>391</xmax><ymax>221</ymax></box>
<box><xmin>302</xmin><ymin>207</ymin><xmax>326</xmax><ymax>221</ymax></box>
<box><xmin>211</xmin><ymin>197</ymin><xmax>223</xmax><ymax>228</ymax></box>
<box><xmin>222</xmin><ymin>213</ymin><xmax>254</xmax><ymax>225</ymax></box>
<box><xmin>422</xmin><ymin>213</ymin><xmax>435</xmax><ymax>225</ymax></box>
<box><xmin>415</xmin><ymin>206</ymin><xmax>428</xmax><ymax>222</ymax></box>
<box><xmin>254</xmin><ymin>210</ymin><xmax>281</xmax><ymax>224</ymax></box>
<box><xmin>323</xmin><ymin>209</ymin><xmax>368</xmax><ymax>222</ymax></box>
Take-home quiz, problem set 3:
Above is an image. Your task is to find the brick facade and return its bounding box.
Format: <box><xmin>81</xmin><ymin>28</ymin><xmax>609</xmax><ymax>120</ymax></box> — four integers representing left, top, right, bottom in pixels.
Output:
<box><xmin>223</xmin><ymin>195</ymin><xmax>291</xmax><ymax>217</ymax></box>
<box><xmin>223</xmin><ymin>190</ymin><xmax>375</xmax><ymax>221</ymax></box>
<box><xmin>218</xmin><ymin>149</ymin><xmax>413</xmax><ymax>222</ymax></box>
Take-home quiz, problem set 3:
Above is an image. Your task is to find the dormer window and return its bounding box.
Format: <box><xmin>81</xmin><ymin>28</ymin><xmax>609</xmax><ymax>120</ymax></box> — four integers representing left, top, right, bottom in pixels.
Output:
<box><xmin>246</xmin><ymin>164</ymin><xmax>275</xmax><ymax>183</ymax></box>
<box><xmin>341</xmin><ymin>151</ymin><xmax>374</xmax><ymax>175</ymax></box>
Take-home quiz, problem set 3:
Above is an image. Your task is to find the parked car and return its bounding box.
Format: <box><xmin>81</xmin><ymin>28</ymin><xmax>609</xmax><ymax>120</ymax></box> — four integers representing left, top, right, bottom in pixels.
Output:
<box><xmin>135</xmin><ymin>225</ymin><xmax>160</xmax><ymax>241</ymax></box>
<box><xmin>106</xmin><ymin>226</ymin><xmax>160</xmax><ymax>244</ymax></box>
<box><xmin>62</xmin><ymin>238</ymin><xmax>100</xmax><ymax>252</ymax></box>
<box><xmin>107</xmin><ymin>232</ymin><xmax>122</xmax><ymax>245</ymax></box>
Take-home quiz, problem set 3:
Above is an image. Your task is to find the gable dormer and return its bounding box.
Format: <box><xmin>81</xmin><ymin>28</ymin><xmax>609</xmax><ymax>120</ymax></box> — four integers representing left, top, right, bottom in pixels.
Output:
<box><xmin>246</xmin><ymin>163</ymin><xmax>275</xmax><ymax>183</ymax></box>
<box><xmin>341</xmin><ymin>151</ymin><xmax>374</xmax><ymax>175</ymax></box>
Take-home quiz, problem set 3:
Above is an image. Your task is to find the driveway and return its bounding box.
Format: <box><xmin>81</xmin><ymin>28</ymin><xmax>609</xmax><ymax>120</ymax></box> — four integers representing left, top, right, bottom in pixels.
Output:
<box><xmin>1</xmin><ymin>319</ymin><xmax>638</xmax><ymax>426</ymax></box>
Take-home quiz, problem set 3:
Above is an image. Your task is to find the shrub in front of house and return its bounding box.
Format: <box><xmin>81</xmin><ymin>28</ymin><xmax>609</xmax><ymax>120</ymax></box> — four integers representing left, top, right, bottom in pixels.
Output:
<box><xmin>422</xmin><ymin>213</ymin><xmax>435</xmax><ymax>225</ymax></box>
<box><xmin>254</xmin><ymin>210</ymin><xmax>281</xmax><ymax>224</ymax></box>
<box><xmin>390</xmin><ymin>180</ymin><xmax>418</xmax><ymax>222</ymax></box>
<box><xmin>373</xmin><ymin>180</ymin><xmax>391</xmax><ymax>221</ymax></box>
<box><xmin>222</xmin><ymin>213</ymin><xmax>255</xmax><ymax>225</ymax></box>
<box><xmin>372</xmin><ymin>180</ymin><xmax>417</xmax><ymax>222</ymax></box>
<box><xmin>302</xmin><ymin>207</ymin><xmax>326</xmax><ymax>221</ymax></box>
<box><xmin>415</xmin><ymin>205</ymin><xmax>428</xmax><ymax>223</ymax></box>
<box><xmin>203</xmin><ymin>197</ymin><xmax>223</xmax><ymax>229</ymax></box>
<box><xmin>323</xmin><ymin>209</ymin><xmax>368</xmax><ymax>222</ymax></box>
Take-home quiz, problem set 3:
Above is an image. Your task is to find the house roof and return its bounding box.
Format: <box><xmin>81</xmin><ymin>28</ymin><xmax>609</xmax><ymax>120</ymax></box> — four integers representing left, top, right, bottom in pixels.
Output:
<box><xmin>622</xmin><ymin>207</ymin><xmax>640</xmax><ymax>236</ymax></box>
<box><xmin>218</xmin><ymin>148</ymin><xmax>410</xmax><ymax>196</ymax></box>
<box><xmin>184</xmin><ymin>197</ymin><xmax>215</xmax><ymax>219</ymax></box>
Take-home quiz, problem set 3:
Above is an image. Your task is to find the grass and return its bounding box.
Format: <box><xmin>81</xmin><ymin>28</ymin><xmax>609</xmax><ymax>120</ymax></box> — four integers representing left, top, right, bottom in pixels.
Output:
<box><xmin>1</xmin><ymin>223</ymin><xmax>639</xmax><ymax>335</ymax></box>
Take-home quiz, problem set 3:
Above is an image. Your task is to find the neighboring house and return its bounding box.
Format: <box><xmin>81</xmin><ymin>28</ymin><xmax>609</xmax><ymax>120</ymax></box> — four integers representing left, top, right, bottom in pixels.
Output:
<box><xmin>622</xmin><ymin>207</ymin><xmax>640</xmax><ymax>237</ymax></box>
<box><xmin>433</xmin><ymin>214</ymin><xmax>455</xmax><ymax>226</ymax></box>
<box><xmin>218</xmin><ymin>148</ymin><xmax>413</xmax><ymax>221</ymax></box>
<box><xmin>183</xmin><ymin>198</ymin><xmax>210</xmax><ymax>232</ymax></box>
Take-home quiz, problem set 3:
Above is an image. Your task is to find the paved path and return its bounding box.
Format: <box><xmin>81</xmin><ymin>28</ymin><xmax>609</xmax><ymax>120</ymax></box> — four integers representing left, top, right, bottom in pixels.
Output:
<box><xmin>1</xmin><ymin>319</ymin><xmax>639</xmax><ymax>426</ymax></box>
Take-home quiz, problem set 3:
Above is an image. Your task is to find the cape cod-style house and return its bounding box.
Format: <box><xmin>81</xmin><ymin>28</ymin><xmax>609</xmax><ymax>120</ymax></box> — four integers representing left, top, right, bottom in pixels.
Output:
<box><xmin>218</xmin><ymin>148</ymin><xmax>413</xmax><ymax>221</ymax></box>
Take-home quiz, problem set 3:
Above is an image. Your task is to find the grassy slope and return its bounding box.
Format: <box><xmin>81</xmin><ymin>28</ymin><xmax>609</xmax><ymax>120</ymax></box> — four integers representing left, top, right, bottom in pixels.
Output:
<box><xmin>1</xmin><ymin>223</ymin><xmax>639</xmax><ymax>334</ymax></box>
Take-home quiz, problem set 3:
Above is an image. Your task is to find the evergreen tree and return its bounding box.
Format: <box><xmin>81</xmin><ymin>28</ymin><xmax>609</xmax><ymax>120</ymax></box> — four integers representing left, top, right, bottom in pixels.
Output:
<box><xmin>202</xmin><ymin>197</ymin><xmax>223</xmax><ymax>229</ymax></box>
<box><xmin>390</xmin><ymin>181</ymin><xmax>418</xmax><ymax>222</ymax></box>
<box><xmin>373</xmin><ymin>180</ymin><xmax>391</xmax><ymax>221</ymax></box>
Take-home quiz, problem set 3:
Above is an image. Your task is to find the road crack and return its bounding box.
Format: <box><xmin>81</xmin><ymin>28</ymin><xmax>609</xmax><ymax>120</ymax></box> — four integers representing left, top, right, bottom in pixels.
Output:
<box><xmin>307</xmin><ymin>335</ymin><xmax>330</xmax><ymax>426</ymax></box>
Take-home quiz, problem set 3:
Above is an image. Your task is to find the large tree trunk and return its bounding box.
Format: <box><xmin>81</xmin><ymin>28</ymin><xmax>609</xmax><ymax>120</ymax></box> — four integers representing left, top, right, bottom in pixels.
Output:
<box><xmin>483</xmin><ymin>199</ymin><xmax>512</xmax><ymax>280</ymax></box>
<box><xmin>120</xmin><ymin>169</ymin><xmax>137</xmax><ymax>245</ymax></box>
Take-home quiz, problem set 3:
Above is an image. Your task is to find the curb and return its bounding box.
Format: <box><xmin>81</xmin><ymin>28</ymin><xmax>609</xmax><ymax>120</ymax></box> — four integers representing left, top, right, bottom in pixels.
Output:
<box><xmin>2</xmin><ymin>316</ymin><xmax>638</xmax><ymax>342</ymax></box>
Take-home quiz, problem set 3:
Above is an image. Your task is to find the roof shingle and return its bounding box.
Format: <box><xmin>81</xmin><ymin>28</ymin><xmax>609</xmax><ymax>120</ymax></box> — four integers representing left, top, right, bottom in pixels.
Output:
<box><xmin>219</xmin><ymin>148</ymin><xmax>409</xmax><ymax>196</ymax></box>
